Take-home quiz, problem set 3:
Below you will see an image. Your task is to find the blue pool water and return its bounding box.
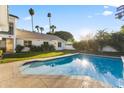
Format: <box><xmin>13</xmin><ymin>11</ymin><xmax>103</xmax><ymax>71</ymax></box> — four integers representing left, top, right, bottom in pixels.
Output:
<box><xmin>21</xmin><ymin>54</ymin><xmax>124</xmax><ymax>88</ymax></box>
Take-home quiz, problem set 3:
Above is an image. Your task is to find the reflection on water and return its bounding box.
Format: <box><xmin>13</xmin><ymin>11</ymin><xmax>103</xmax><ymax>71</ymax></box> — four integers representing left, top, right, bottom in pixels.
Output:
<box><xmin>21</xmin><ymin>54</ymin><xmax>124</xmax><ymax>88</ymax></box>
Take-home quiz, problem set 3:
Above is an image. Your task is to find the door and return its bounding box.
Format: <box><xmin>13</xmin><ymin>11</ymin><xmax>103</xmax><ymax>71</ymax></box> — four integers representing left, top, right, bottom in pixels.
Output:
<box><xmin>6</xmin><ymin>38</ymin><xmax>14</xmax><ymax>53</ymax></box>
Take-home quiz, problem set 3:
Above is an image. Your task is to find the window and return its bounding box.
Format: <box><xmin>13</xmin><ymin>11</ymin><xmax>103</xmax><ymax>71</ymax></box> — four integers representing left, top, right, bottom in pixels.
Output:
<box><xmin>9</xmin><ymin>22</ymin><xmax>14</xmax><ymax>35</ymax></box>
<box><xmin>24</xmin><ymin>40</ymin><xmax>32</xmax><ymax>47</ymax></box>
<box><xmin>58</xmin><ymin>42</ymin><xmax>62</xmax><ymax>48</ymax></box>
<box><xmin>43</xmin><ymin>42</ymin><xmax>49</xmax><ymax>45</ymax></box>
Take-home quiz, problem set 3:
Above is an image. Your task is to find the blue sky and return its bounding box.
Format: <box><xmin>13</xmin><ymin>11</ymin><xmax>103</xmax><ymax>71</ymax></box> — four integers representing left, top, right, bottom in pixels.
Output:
<box><xmin>9</xmin><ymin>5</ymin><xmax>124</xmax><ymax>41</ymax></box>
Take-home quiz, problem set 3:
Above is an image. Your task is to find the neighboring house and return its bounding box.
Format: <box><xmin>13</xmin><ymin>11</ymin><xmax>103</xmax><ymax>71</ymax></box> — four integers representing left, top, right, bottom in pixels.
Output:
<box><xmin>16</xmin><ymin>29</ymin><xmax>66</xmax><ymax>50</ymax></box>
<box><xmin>101</xmin><ymin>46</ymin><xmax>118</xmax><ymax>52</ymax></box>
<box><xmin>0</xmin><ymin>5</ymin><xmax>18</xmax><ymax>53</ymax></box>
<box><xmin>64</xmin><ymin>41</ymin><xmax>75</xmax><ymax>50</ymax></box>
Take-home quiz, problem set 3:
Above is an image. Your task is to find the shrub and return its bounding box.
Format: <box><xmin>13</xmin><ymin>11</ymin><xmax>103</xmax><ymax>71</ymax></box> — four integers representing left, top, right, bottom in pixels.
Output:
<box><xmin>16</xmin><ymin>45</ymin><xmax>24</xmax><ymax>53</ymax></box>
<box><xmin>0</xmin><ymin>48</ymin><xmax>6</xmax><ymax>53</ymax></box>
<box><xmin>41</xmin><ymin>44</ymin><xmax>55</xmax><ymax>52</ymax></box>
<box><xmin>30</xmin><ymin>45</ymin><xmax>41</xmax><ymax>52</ymax></box>
<box><xmin>49</xmin><ymin>45</ymin><xmax>55</xmax><ymax>51</ymax></box>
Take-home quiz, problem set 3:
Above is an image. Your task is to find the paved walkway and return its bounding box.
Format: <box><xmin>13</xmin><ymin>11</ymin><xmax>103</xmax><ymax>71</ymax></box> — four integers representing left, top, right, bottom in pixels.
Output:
<box><xmin>0</xmin><ymin>55</ymin><xmax>111</xmax><ymax>88</ymax></box>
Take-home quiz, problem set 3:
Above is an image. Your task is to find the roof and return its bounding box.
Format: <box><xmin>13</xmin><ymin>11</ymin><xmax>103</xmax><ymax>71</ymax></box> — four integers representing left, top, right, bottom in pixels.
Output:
<box><xmin>16</xmin><ymin>29</ymin><xmax>65</xmax><ymax>42</ymax></box>
<box><xmin>9</xmin><ymin>14</ymin><xmax>19</xmax><ymax>19</ymax></box>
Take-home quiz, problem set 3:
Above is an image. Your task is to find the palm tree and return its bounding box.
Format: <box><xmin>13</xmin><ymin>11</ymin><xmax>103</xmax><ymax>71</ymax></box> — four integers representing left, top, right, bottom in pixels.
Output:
<box><xmin>50</xmin><ymin>25</ymin><xmax>56</xmax><ymax>33</ymax></box>
<box><xmin>29</xmin><ymin>8</ymin><xmax>35</xmax><ymax>32</ymax></box>
<box><xmin>40</xmin><ymin>27</ymin><xmax>44</xmax><ymax>34</ymax></box>
<box><xmin>35</xmin><ymin>25</ymin><xmax>39</xmax><ymax>33</ymax></box>
<box><xmin>47</xmin><ymin>12</ymin><xmax>51</xmax><ymax>32</ymax></box>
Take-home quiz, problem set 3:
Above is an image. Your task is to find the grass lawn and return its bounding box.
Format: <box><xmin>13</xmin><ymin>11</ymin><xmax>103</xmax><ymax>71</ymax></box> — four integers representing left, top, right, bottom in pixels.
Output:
<box><xmin>0</xmin><ymin>50</ymin><xmax>76</xmax><ymax>64</ymax></box>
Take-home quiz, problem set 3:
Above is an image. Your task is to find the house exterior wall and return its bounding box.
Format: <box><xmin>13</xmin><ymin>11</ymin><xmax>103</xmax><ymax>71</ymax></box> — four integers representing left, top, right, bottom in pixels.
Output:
<box><xmin>0</xmin><ymin>5</ymin><xmax>17</xmax><ymax>53</ymax></box>
<box><xmin>16</xmin><ymin>38</ymin><xmax>66</xmax><ymax>50</ymax></box>
<box><xmin>9</xmin><ymin>16</ymin><xmax>17</xmax><ymax>52</ymax></box>
<box><xmin>64</xmin><ymin>45</ymin><xmax>75</xmax><ymax>50</ymax></box>
<box><xmin>0</xmin><ymin>5</ymin><xmax>9</xmax><ymax>31</ymax></box>
<box><xmin>102</xmin><ymin>46</ymin><xmax>118</xmax><ymax>52</ymax></box>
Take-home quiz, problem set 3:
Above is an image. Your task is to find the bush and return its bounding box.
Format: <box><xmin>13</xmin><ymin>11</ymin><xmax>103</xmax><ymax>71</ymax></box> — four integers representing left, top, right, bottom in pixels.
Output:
<box><xmin>30</xmin><ymin>45</ymin><xmax>41</xmax><ymax>52</ymax></box>
<box><xmin>73</xmin><ymin>40</ymin><xmax>99</xmax><ymax>52</ymax></box>
<box><xmin>41</xmin><ymin>44</ymin><xmax>55</xmax><ymax>52</ymax></box>
<box><xmin>16</xmin><ymin>45</ymin><xmax>24</xmax><ymax>53</ymax></box>
<box><xmin>0</xmin><ymin>48</ymin><xmax>6</xmax><ymax>53</ymax></box>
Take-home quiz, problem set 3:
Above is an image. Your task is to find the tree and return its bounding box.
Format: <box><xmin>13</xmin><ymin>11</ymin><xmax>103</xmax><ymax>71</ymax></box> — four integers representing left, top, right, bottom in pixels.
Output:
<box><xmin>35</xmin><ymin>25</ymin><xmax>39</xmax><ymax>33</ymax></box>
<box><xmin>47</xmin><ymin>12</ymin><xmax>51</xmax><ymax>32</ymax></box>
<box><xmin>120</xmin><ymin>25</ymin><xmax>124</xmax><ymax>33</ymax></box>
<box><xmin>47</xmin><ymin>31</ymin><xmax>74</xmax><ymax>41</ymax></box>
<box><xmin>40</xmin><ymin>27</ymin><xmax>44</xmax><ymax>34</ymax></box>
<box><xmin>109</xmin><ymin>32</ymin><xmax>124</xmax><ymax>52</ymax></box>
<box><xmin>50</xmin><ymin>25</ymin><xmax>56</xmax><ymax>33</ymax></box>
<box><xmin>29</xmin><ymin>8</ymin><xmax>35</xmax><ymax>32</ymax></box>
<box><xmin>95</xmin><ymin>29</ymin><xmax>111</xmax><ymax>50</ymax></box>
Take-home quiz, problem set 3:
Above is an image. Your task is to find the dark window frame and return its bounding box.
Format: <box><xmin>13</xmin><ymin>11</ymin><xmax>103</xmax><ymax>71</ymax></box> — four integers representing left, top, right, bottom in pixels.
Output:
<box><xmin>58</xmin><ymin>42</ymin><xmax>62</xmax><ymax>48</ymax></box>
<box><xmin>9</xmin><ymin>22</ymin><xmax>14</xmax><ymax>35</ymax></box>
<box><xmin>43</xmin><ymin>42</ymin><xmax>49</xmax><ymax>45</ymax></box>
<box><xmin>24</xmin><ymin>40</ymin><xmax>32</xmax><ymax>47</ymax></box>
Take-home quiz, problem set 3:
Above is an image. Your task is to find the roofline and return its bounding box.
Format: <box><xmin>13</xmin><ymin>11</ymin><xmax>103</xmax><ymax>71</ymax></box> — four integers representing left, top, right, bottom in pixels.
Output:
<box><xmin>17</xmin><ymin>28</ymin><xmax>66</xmax><ymax>42</ymax></box>
<box><xmin>9</xmin><ymin>14</ymin><xmax>19</xmax><ymax>19</ymax></box>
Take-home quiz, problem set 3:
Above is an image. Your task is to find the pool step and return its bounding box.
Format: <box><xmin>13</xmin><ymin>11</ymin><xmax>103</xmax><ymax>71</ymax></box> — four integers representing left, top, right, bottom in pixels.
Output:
<box><xmin>121</xmin><ymin>56</ymin><xmax>124</xmax><ymax>63</ymax></box>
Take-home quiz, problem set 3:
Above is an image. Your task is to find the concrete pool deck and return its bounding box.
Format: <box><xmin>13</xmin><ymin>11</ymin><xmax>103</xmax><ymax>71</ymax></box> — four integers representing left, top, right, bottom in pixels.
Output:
<box><xmin>0</xmin><ymin>54</ymin><xmax>111</xmax><ymax>88</ymax></box>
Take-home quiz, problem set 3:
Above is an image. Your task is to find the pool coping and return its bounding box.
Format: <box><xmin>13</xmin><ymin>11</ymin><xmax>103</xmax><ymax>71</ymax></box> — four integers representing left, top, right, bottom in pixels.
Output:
<box><xmin>21</xmin><ymin>53</ymin><xmax>121</xmax><ymax>66</ymax></box>
<box><xmin>21</xmin><ymin>53</ymin><xmax>80</xmax><ymax>66</ymax></box>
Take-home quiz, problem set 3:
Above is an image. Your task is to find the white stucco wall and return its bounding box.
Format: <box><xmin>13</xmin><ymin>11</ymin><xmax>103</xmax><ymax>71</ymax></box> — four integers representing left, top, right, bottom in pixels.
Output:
<box><xmin>64</xmin><ymin>45</ymin><xmax>75</xmax><ymax>50</ymax></box>
<box><xmin>16</xmin><ymin>39</ymin><xmax>24</xmax><ymax>46</ymax></box>
<box><xmin>102</xmin><ymin>46</ymin><xmax>118</xmax><ymax>52</ymax></box>
<box><xmin>0</xmin><ymin>5</ymin><xmax>9</xmax><ymax>31</ymax></box>
<box><xmin>16</xmin><ymin>39</ymin><xmax>66</xmax><ymax>50</ymax></box>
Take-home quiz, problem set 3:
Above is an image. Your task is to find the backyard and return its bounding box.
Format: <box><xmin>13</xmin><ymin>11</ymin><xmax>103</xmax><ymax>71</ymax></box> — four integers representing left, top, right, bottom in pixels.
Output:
<box><xmin>1</xmin><ymin>49</ymin><xmax>124</xmax><ymax>64</ymax></box>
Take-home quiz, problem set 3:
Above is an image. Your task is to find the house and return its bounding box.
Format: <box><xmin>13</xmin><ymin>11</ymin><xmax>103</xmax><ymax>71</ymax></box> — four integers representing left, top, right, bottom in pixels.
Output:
<box><xmin>16</xmin><ymin>29</ymin><xmax>66</xmax><ymax>51</ymax></box>
<box><xmin>64</xmin><ymin>41</ymin><xmax>75</xmax><ymax>50</ymax></box>
<box><xmin>0</xmin><ymin>5</ymin><xmax>73</xmax><ymax>53</ymax></box>
<box><xmin>101</xmin><ymin>45</ymin><xmax>118</xmax><ymax>52</ymax></box>
<box><xmin>0</xmin><ymin>5</ymin><xmax>19</xmax><ymax>53</ymax></box>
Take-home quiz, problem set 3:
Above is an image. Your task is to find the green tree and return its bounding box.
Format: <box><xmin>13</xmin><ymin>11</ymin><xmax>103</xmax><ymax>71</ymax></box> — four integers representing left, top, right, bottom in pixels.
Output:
<box><xmin>110</xmin><ymin>32</ymin><xmax>124</xmax><ymax>52</ymax></box>
<box><xmin>47</xmin><ymin>31</ymin><xmax>74</xmax><ymax>41</ymax></box>
<box><xmin>120</xmin><ymin>25</ymin><xmax>124</xmax><ymax>33</ymax></box>
<box><xmin>29</xmin><ymin>8</ymin><xmax>35</xmax><ymax>32</ymax></box>
<box><xmin>95</xmin><ymin>29</ymin><xmax>111</xmax><ymax>50</ymax></box>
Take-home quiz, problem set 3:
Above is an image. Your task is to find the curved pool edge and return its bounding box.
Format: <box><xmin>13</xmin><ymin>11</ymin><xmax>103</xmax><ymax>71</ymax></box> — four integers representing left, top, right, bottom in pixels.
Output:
<box><xmin>21</xmin><ymin>53</ymin><xmax>80</xmax><ymax>66</ymax></box>
<box><xmin>81</xmin><ymin>53</ymin><xmax>121</xmax><ymax>59</ymax></box>
<box><xmin>21</xmin><ymin>53</ymin><xmax>121</xmax><ymax>67</ymax></box>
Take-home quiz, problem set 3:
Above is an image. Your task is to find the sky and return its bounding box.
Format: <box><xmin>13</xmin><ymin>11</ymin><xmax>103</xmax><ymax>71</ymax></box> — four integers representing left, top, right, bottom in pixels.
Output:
<box><xmin>9</xmin><ymin>5</ymin><xmax>124</xmax><ymax>41</ymax></box>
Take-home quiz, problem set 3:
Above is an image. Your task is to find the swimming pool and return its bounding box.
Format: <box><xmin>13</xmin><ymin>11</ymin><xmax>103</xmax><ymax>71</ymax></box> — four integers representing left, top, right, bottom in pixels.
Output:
<box><xmin>21</xmin><ymin>54</ymin><xmax>124</xmax><ymax>88</ymax></box>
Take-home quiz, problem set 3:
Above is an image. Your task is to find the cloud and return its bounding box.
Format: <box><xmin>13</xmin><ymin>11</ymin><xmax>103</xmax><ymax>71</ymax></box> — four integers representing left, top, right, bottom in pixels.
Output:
<box><xmin>110</xmin><ymin>5</ymin><xmax>120</xmax><ymax>7</ymax></box>
<box><xmin>88</xmin><ymin>15</ymin><xmax>93</xmax><ymax>18</ymax></box>
<box><xmin>23</xmin><ymin>16</ymin><xmax>31</xmax><ymax>21</ymax></box>
<box><xmin>104</xmin><ymin>6</ymin><xmax>109</xmax><ymax>9</ymax></box>
<box><xmin>102</xmin><ymin>10</ymin><xmax>113</xmax><ymax>16</ymax></box>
